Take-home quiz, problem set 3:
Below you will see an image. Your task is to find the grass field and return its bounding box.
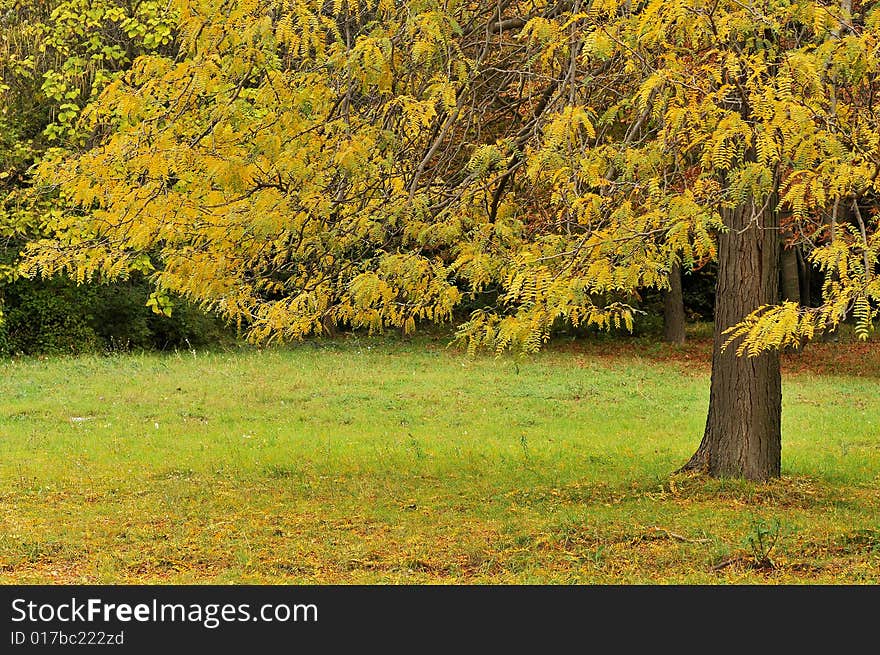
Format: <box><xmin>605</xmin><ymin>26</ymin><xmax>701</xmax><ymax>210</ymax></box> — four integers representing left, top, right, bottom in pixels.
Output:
<box><xmin>1</xmin><ymin>329</ymin><xmax>879</xmax><ymax>583</ymax></box>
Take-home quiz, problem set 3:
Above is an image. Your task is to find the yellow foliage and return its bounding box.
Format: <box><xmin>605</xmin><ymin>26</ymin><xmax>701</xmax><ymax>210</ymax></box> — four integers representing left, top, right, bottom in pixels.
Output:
<box><xmin>16</xmin><ymin>0</ymin><xmax>880</xmax><ymax>357</ymax></box>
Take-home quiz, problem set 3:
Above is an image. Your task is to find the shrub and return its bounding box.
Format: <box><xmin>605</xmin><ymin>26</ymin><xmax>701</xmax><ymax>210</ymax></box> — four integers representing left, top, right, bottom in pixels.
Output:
<box><xmin>0</xmin><ymin>275</ymin><xmax>235</xmax><ymax>356</ymax></box>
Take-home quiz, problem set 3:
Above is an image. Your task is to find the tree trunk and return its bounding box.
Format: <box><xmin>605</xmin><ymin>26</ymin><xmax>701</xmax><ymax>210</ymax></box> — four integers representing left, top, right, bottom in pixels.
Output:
<box><xmin>680</xmin><ymin>200</ymin><xmax>782</xmax><ymax>480</ymax></box>
<box><xmin>663</xmin><ymin>262</ymin><xmax>686</xmax><ymax>344</ymax></box>
<box><xmin>797</xmin><ymin>248</ymin><xmax>811</xmax><ymax>306</ymax></box>
<box><xmin>780</xmin><ymin>246</ymin><xmax>800</xmax><ymax>304</ymax></box>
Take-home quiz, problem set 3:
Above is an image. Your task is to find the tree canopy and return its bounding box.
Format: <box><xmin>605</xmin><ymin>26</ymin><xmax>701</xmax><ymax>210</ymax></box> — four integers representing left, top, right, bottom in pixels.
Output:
<box><xmin>19</xmin><ymin>0</ymin><xmax>879</xmax><ymax>349</ymax></box>
<box><xmin>0</xmin><ymin>0</ymin><xmax>176</xmax><ymax>288</ymax></box>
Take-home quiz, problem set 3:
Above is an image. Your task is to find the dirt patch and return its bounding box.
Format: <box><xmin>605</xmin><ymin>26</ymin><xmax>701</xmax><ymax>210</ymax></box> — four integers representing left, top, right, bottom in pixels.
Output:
<box><xmin>550</xmin><ymin>334</ymin><xmax>880</xmax><ymax>378</ymax></box>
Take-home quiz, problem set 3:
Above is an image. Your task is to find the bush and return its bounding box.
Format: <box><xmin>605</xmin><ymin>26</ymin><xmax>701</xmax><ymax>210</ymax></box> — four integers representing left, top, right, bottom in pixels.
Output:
<box><xmin>2</xmin><ymin>278</ymin><xmax>102</xmax><ymax>355</ymax></box>
<box><xmin>146</xmin><ymin>298</ymin><xmax>234</xmax><ymax>351</ymax></box>
<box><xmin>0</xmin><ymin>309</ymin><xmax>10</xmax><ymax>357</ymax></box>
<box><xmin>0</xmin><ymin>275</ymin><xmax>235</xmax><ymax>356</ymax></box>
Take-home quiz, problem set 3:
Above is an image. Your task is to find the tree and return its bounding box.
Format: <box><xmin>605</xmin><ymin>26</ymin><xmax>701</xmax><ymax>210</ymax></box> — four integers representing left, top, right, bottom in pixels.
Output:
<box><xmin>663</xmin><ymin>262</ymin><xmax>686</xmax><ymax>344</ymax></box>
<box><xmin>0</xmin><ymin>0</ymin><xmax>177</xmax><ymax>317</ymax></box>
<box><xmin>20</xmin><ymin>0</ymin><xmax>880</xmax><ymax>480</ymax></box>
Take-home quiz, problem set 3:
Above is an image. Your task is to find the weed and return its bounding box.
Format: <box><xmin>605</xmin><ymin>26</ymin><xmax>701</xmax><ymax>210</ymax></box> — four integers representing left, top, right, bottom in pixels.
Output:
<box><xmin>745</xmin><ymin>516</ymin><xmax>781</xmax><ymax>570</ymax></box>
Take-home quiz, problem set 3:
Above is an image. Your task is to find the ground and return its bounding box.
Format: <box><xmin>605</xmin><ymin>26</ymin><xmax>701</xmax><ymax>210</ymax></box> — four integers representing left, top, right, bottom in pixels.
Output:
<box><xmin>1</xmin><ymin>327</ymin><xmax>878</xmax><ymax>583</ymax></box>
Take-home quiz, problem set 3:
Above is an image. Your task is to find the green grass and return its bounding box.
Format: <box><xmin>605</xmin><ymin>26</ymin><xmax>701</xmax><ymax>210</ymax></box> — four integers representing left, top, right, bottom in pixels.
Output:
<box><xmin>1</xmin><ymin>333</ymin><xmax>879</xmax><ymax>583</ymax></box>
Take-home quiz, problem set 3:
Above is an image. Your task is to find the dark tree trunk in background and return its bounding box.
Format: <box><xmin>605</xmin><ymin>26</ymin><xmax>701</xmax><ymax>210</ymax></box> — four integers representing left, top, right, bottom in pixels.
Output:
<box><xmin>681</xmin><ymin>200</ymin><xmax>782</xmax><ymax>481</ymax></box>
<box><xmin>781</xmin><ymin>243</ymin><xmax>803</xmax><ymax>353</ymax></box>
<box><xmin>797</xmin><ymin>248</ymin><xmax>811</xmax><ymax>306</ymax></box>
<box><xmin>781</xmin><ymin>246</ymin><xmax>800</xmax><ymax>304</ymax></box>
<box><xmin>663</xmin><ymin>262</ymin><xmax>686</xmax><ymax>344</ymax></box>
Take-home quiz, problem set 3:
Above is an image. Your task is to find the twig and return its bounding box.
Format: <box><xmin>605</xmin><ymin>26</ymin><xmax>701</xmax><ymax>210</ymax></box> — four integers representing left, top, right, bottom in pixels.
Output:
<box><xmin>711</xmin><ymin>558</ymin><xmax>737</xmax><ymax>571</ymax></box>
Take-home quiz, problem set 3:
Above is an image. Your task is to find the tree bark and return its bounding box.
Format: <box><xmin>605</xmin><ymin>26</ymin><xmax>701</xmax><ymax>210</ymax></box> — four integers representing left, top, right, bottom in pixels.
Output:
<box><xmin>796</xmin><ymin>247</ymin><xmax>811</xmax><ymax>306</ymax></box>
<box><xmin>680</xmin><ymin>200</ymin><xmax>782</xmax><ymax>480</ymax></box>
<box><xmin>780</xmin><ymin>246</ymin><xmax>800</xmax><ymax>304</ymax></box>
<box><xmin>663</xmin><ymin>262</ymin><xmax>686</xmax><ymax>343</ymax></box>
